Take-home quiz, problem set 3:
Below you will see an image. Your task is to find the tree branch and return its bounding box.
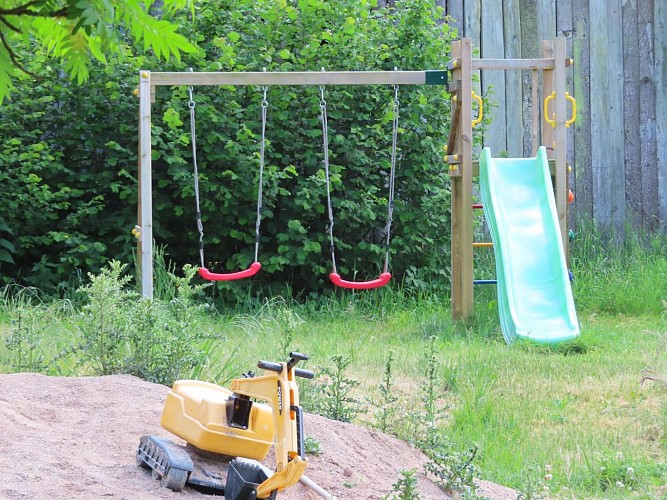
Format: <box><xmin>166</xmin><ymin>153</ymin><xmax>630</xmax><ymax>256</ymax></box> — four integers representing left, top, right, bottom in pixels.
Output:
<box><xmin>0</xmin><ymin>28</ymin><xmax>40</xmax><ymax>79</ymax></box>
<box><xmin>0</xmin><ymin>0</ymin><xmax>69</xmax><ymax>18</ymax></box>
<box><xmin>1</xmin><ymin>15</ymin><xmax>23</xmax><ymax>33</ymax></box>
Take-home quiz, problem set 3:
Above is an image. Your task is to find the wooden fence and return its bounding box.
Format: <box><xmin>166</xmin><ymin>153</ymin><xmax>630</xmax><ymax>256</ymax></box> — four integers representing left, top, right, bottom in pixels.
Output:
<box><xmin>444</xmin><ymin>0</ymin><xmax>667</xmax><ymax>233</ymax></box>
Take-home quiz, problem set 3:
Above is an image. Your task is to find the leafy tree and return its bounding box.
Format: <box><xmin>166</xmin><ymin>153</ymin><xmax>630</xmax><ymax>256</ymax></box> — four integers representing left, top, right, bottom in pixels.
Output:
<box><xmin>0</xmin><ymin>0</ymin><xmax>197</xmax><ymax>103</ymax></box>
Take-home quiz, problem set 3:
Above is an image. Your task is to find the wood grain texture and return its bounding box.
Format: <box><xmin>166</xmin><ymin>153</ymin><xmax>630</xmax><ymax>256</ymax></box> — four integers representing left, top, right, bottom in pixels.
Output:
<box><xmin>556</xmin><ymin>0</ymin><xmax>575</xmax><ymax>216</ymax></box>
<box><xmin>446</xmin><ymin>0</ymin><xmax>463</xmax><ymax>37</ymax></box>
<box><xmin>454</xmin><ymin>0</ymin><xmax>665</xmax><ymax>232</ymax></box>
<box><xmin>638</xmin><ymin>0</ymin><xmax>659</xmax><ymax>230</ymax></box>
<box><xmin>605</xmin><ymin>0</ymin><xmax>627</xmax><ymax>232</ymax></box>
<box><xmin>481</xmin><ymin>0</ymin><xmax>508</xmax><ymax>154</ymax></box>
<box><xmin>624</xmin><ymin>0</ymin><xmax>642</xmax><ymax>225</ymax></box>
<box><xmin>148</xmin><ymin>71</ymin><xmax>433</xmax><ymax>87</ymax></box>
<box><xmin>656</xmin><ymin>0</ymin><xmax>667</xmax><ymax>230</ymax></box>
<box><xmin>537</xmin><ymin>0</ymin><xmax>557</xmax><ymax>41</ymax></box>
<box><xmin>571</xmin><ymin>0</ymin><xmax>593</xmax><ymax>220</ymax></box>
<box><xmin>504</xmin><ymin>0</ymin><xmax>523</xmax><ymax>157</ymax></box>
<box><xmin>589</xmin><ymin>0</ymin><xmax>612</xmax><ymax>227</ymax></box>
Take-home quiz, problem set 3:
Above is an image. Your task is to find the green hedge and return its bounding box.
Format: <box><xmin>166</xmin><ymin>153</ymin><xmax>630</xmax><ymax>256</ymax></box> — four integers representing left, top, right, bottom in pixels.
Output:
<box><xmin>0</xmin><ymin>0</ymin><xmax>456</xmax><ymax>294</ymax></box>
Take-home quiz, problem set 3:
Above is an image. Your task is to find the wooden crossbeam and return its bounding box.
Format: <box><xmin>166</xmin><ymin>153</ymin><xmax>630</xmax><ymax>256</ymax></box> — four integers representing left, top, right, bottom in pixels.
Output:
<box><xmin>146</xmin><ymin>70</ymin><xmax>448</xmax><ymax>87</ymax></box>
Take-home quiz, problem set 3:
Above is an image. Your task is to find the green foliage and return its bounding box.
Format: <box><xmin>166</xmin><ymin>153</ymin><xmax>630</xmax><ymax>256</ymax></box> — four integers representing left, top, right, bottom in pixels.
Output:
<box><xmin>0</xmin><ymin>47</ymin><xmax>143</xmax><ymax>291</ymax></box>
<box><xmin>0</xmin><ymin>218</ymin><xmax>15</xmax><ymax>267</ymax></box>
<box><xmin>159</xmin><ymin>0</ymin><xmax>455</xmax><ymax>292</ymax></box>
<box><xmin>306</xmin><ymin>354</ymin><xmax>362</xmax><ymax>423</ymax></box>
<box><xmin>303</xmin><ymin>436</ymin><xmax>322</xmax><ymax>456</ymax></box>
<box><xmin>368</xmin><ymin>350</ymin><xmax>399</xmax><ymax>433</ymax></box>
<box><xmin>3</xmin><ymin>299</ymin><xmax>48</xmax><ymax>373</ymax></box>
<box><xmin>72</xmin><ymin>260</ymin><xmax>137</xmax><ymax>375</ymax></box>
<box><xmin>383</xmin><ymin>469</ymin><xmax>421</xmax><ymax>500</ymax></box>
<box><xmin>424</xmin><ymin>444</ymin><xmax>480</xmax><ymax>496</ymax></box>
<box><xmin>579</xmin><ymin>451</ymin><xmax>656</xmax><ymax>496</ymax></box>
<box><xmin>1</xmin><ymin>0</ymin><xmax>456</xmax><ymax>295</ymax></box>
<box><xmin>412</xmin><ymin>335</ymin><xmax>449</xmax><ymax>450</ymax></box>
<box><xmin>0</xmin><ymin>260</ymin><xmax>230</xmax><ymax>384</ymax></box>
<box><xmin>0</xmin><ymin>0</ymin><xmax>196</xmax><ymax>102</ymax></box>
<box><xmin>65</xmin><ymin>260</ymin><xmax>223</xmax><ymax>384</ymax></box>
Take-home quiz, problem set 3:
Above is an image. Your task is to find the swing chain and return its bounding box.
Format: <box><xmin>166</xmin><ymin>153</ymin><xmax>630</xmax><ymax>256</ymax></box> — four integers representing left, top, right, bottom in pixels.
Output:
<box><xmin>255</xmin><ymin>86</ymin><xmax>269</xmax><ymax>262</ymax></box>
<box><xmin>188</xmin><ymin>82</ymin><xmax>206</xmax><ymax>268</ymax></box>
<box><xmin>319</xmin><ymin>85</ymin><xmax>337</xmax><ymax>274</ymax></box>
<box><xmin>384</xmin><ymin>84</ymin><xmax>400</xmax><ymax>273</ymax></box>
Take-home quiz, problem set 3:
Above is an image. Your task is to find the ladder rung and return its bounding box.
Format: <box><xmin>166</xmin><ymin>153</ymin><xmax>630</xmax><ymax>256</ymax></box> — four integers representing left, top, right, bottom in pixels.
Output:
<box><xmin>473</xmin><ymin>279</ymin><xmax>497</xmax><ymax>285</ymax></box>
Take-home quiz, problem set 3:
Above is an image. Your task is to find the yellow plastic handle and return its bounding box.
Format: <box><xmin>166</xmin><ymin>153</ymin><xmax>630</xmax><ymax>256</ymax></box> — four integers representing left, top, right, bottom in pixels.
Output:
<box><xmin>565</xmin><ymin>92</ymin><xmax>577</xmax><ymax>128</ymax></box>
<box><xmin>544</xmin><ymin>91</ymin><xmax>556</xmax><ymax>128</ymax></box>
<box><xmin>471</xmin><ymin>90</ymin><xmax>484</xmax><ymax>127</ymax></box>
<box><xmin>544</xmin><ymin>91</ymin><xmax>577</xmax><ymax>128</ymax></box>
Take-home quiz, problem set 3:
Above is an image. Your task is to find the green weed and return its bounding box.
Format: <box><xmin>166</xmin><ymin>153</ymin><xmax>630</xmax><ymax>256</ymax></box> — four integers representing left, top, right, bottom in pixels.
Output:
<box><xmin>306</xmin><ymin>354</ymin><xmax>363</xmax><ymax>423</ymax></box>
<box><xmin>383</xmin><ymin>469</ymin><xmax>421</xmax><ymax>500</ymax></box>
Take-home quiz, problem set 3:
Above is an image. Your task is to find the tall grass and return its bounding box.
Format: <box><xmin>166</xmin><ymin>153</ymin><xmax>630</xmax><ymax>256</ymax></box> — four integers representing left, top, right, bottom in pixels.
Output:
<box><xmin>570</xmin><ymin>220</ymin><xmax>667</xmax><ymax>315</ymax></box>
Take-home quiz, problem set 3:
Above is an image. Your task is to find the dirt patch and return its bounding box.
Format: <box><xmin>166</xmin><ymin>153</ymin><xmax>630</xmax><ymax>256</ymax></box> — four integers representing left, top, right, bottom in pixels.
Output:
<box><xmin>0</xmin><ymin>373</ymin><xmax>517</xmax><ymax>499</ymax></box>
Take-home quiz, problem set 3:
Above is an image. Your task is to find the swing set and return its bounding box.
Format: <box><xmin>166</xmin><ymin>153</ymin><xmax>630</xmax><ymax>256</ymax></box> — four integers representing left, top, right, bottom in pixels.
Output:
<box><xmin>137</xmin><ymin>70</ymin><xmax>448</xmax><ymax>298</ymax></box>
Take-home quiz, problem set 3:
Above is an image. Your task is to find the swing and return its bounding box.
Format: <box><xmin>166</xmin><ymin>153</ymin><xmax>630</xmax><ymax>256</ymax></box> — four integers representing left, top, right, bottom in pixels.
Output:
<box><xmin>189</xmin><ymin>84</ymin><xmax>267</xmax><ymax>281</ymax></box>
<box><xmin>319</xmin><ymin>84</ymin><xmax>400</xmax><ymax>290</ymax></box>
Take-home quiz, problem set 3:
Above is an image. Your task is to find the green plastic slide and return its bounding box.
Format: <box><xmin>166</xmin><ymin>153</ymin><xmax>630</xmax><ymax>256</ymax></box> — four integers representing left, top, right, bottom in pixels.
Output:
<box><xmin>479</xmin><ymin>146</ymin><xmax>580</xmax><ymax>345</ymax></box>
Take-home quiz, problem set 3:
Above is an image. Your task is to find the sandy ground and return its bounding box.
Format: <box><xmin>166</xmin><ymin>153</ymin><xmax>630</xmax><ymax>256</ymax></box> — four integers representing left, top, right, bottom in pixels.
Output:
<box><xmin>0</xmin><ymin>373</ymin><xmax>517</xmax><ymax>499</ymax></box>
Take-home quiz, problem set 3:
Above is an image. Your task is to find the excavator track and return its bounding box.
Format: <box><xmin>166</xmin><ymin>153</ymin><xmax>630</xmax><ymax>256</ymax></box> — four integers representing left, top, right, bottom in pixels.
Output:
<box><xmin>137</xmin><ymin>435</ymin><xmax>193</xmax><ymax>492</ymax></box>
<box><xmin>137</xmin><ymin>435</ymin><xmax>277</xmax><ymax>499</ymax></box>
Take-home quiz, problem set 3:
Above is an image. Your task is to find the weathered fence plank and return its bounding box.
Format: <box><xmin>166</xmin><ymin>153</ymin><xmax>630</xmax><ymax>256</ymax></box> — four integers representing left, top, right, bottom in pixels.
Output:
<box><xmin>519</xmin><ymin>0</ymin><xmax>539</xmax><ymax>157</ymax></box>
<box><xmin>623</xmin><ymin>0</ymin><xmax>642</xmax><ymax>225</ymax></box>
<box><xmin>656</xmin><ymin>0</ymin><xmax>667</xmax><ymax>231</ymax></box>
<box><xmin>480</xmin><ymin>0</ymin><xmax>508</xmax><ymax>154</ymax></box>
<box><xmin>605</xmin><ymin>0</ymin><xmax>627</xmax><ymax>232</ymax></box>
<box><xmin>637</xmin><ymin>0</ymin><xmax>657</xmax><ymax>229</ymax></box>
<box><xmin>463</xmin><ymin>0</ymin><xmax>482</xmax><ymax>110</ymax></box>
<box><xmin>571</xmin><ymin>0</ymin><xmax>593</xmax><ymax>219</ymax></box>
<box><xmin>588</xmin><ymin>0</ymin><xmax>610</xmax><ymax>226</ymax></box>
<box><xmin>556</xmin><ymin>0</ymin><xmax>575</xmax><ymax>200</ymax></box>
<box><xmin>537</xmin><ymin>0</ymin><xmax>557</xmax><ymax>40</ymax></box>
<box><xmin>463</xmin><ymin>0</ymin><xmax>481</xmax><ymax>50</ymax></box>
<box><xmin>504</xmin><ymin>0</ymin><xmax>523</xmax><ymax>157</ymax></box>
<box><xmin>446</xmin><ymin>0</ymin><xmax>463</xmax><ymax>37</ymax></box>
<box><xmin>589</xmin><ymin>0</ymin><xmax>626</xmax><ymax>231</ymax></box>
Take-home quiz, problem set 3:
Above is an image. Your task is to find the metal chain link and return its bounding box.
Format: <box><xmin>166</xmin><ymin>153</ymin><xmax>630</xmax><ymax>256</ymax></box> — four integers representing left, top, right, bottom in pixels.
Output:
<box><xmin>319</xmin><ymin>85</ymin><xmax>337</xmax><ymax>274</ymax></box>
<box><xmin>383</xmin><ymin>84</ymin><xmax>400</xmax><ymax>273</ymax></box>
<box><xmin>255</xmin><ymin>86</ymin><xmax>268</xmax><ymax>262</ymax></box>
<box><xmin>188</xmin><ymin>83</ymin><xmax>206</xmax><ymax>269</ymax></box>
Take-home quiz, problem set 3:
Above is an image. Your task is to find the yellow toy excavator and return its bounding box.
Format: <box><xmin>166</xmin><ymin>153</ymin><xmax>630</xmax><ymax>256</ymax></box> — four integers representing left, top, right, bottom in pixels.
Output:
<box><xmin>137</xmin><ymin>352</ymin><xmax>314</xmax><ymax>499</ymax></box>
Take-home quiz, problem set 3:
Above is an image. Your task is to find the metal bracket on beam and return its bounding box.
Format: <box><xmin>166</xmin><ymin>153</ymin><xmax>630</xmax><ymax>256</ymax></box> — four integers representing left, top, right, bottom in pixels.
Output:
<box><xmin>425</xmin><ymin>70</ymin><xmax>449</xmax><ymax>85</ymax></box>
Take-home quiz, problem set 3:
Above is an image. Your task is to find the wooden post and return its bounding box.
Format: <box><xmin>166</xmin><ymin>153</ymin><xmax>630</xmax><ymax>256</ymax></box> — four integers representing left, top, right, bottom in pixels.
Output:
<box><xmin>553</xmin><ymin>37</ymin><xmax>569</xmax><ymax>258</ymax></box>
<box><xmin>450</xmin><ymin>38</ymin><xmax>474</xmax><ymax>321</ymax></box>
<box><xmin>138</xmin><ymin>71</ymin><xmax>153</xmax><ymax>299</ymax></box>
<box><xmin>541</xmin><ymin>40</ymin><xmax>555</xmax><ymax>159</ymax></box>
<box><xmin>531</xmin><ymin>70</ymin><xmax>539</xmax><ymax>155</ymax></box>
